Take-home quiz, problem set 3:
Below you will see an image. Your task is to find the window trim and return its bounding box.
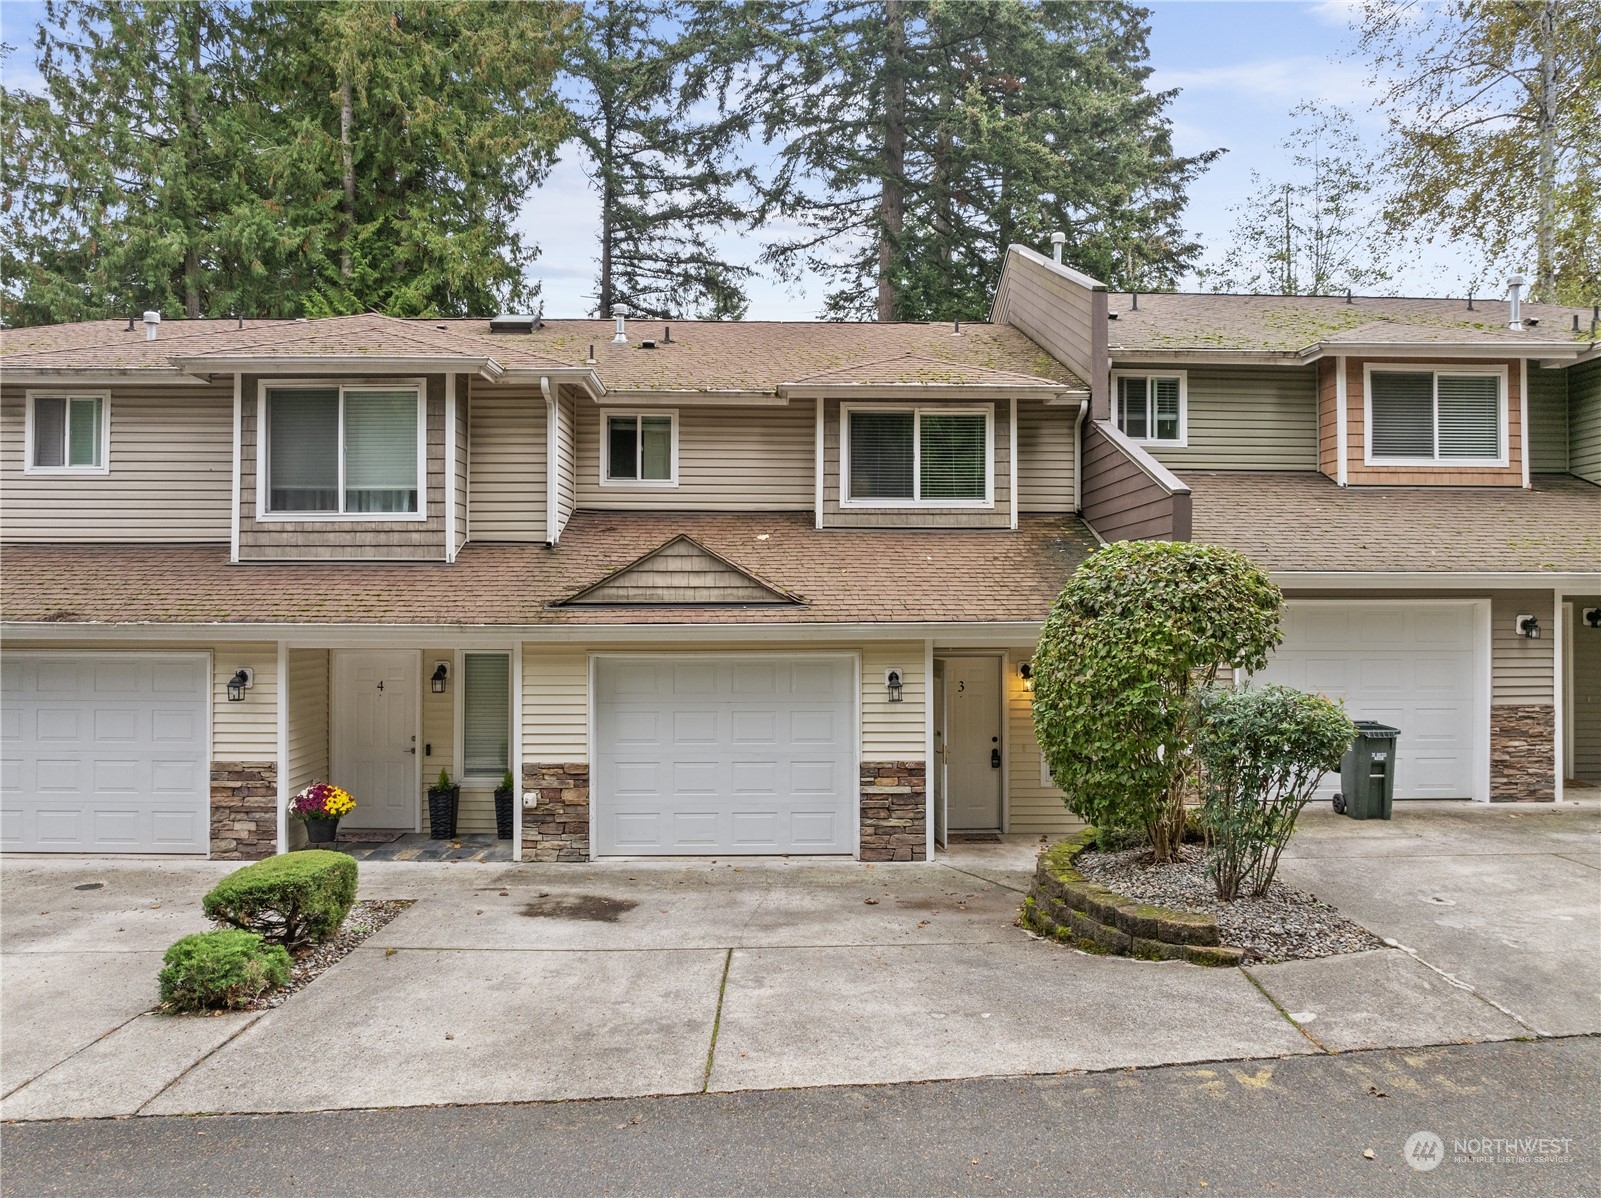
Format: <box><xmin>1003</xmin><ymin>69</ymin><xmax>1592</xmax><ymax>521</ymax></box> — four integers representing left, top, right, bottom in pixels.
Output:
<box><xmin>255</xmin><ymin>377</ymin><xmax>429</xmax><ymax>522</ymax></box>
<box><xmin>840</xmin><ymin>402</ymin><xmax>995</xmax><ymax>509</ymax></box>
<box><xmin>23</xmin><ymin>390</ymin><xmax>111</xmax><ymax>475</ymax></box>
<box><xmin>1362</xmin><ymin>362</ymin><xmax>1509</xmax><ymax>468</ymax></box>
<box><xmin>598</xmin><ymin>409</ymin><xmax>680</xmax><ymax>488</ymax></box>
<box><xmin>455</xmin><ymin>649</ymin><xmax>512</xmax><ymax>784</ymax></box>
<box><xmin>1109</xmin><ymin>370</ymin><xmax>1188</xmax><ymax>448</ymax></box>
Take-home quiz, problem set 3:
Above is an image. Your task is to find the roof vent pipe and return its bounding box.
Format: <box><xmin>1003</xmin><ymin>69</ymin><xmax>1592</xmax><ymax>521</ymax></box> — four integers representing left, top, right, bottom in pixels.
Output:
<box><xmin>611</xmin><ymin>307</ymin><xmax>628</xmax><ymax>344</ymax></box>
<box><xmin>663</xmin><ymin>325</ymin><xmax>672</xmax><ymax>344</ymax></box>
<box><xmin>1506</xmin><ymin>275</ymin><xmax>1524</xmax><ymax>331</ymax></box>
<box><xmin>143</xmin><ymin>310</ymin><xmax>161</xmax><ymax>340</ymax></box>
<box><xmin>1050</xmin><ymin>232</ymin><xmax>1066</xmax><ymax>263</ymax></box>
<box><xmin>1467</xmin><ymin>293</ymin><xmax>1474</xmax><ymax>311</ymax></box>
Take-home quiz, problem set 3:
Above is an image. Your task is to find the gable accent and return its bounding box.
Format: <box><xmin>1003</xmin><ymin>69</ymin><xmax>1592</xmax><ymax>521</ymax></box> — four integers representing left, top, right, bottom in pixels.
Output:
<box><xmin>559</xmin><ymin>535</ymin><xmax>803</xmax><ymax>606</ymax></box>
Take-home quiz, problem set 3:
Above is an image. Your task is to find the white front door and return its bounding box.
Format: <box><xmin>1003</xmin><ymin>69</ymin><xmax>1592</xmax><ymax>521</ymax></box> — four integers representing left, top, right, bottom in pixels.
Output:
<box><xmin>593</xmin><ymin>654</ymin><xmax>856</xmax><ymax>856</ymax></box>
<box><xmin>0</xmin><ymin>652</ymin><xmax>210</xmax><ymax>853</ymax></box>
<box><xmin>1255</xmin><ymin>602</ymin><xmax>1479</xmax><ymax>800</ymax></box>
<box><xmin>332</xmin><ymin>651</ymin><xmax>419</xmax><ymax>829</ymax></box>
<box><xmin>944</xmin><ymin>656</ymin><xmax>1003</xmax><ymax>830</ymax></box>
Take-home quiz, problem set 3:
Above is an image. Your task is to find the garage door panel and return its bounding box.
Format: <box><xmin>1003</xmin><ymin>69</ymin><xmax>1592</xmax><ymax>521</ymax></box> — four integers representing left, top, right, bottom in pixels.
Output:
<box><xmin>594</xmin><ymin>655</ymin><xmax>856</xmax><ymax>856</ymax></box>
<box><xmin>2</xmin><ymin>653</ymin><xmax>211</xmax><ymax>853</ymax></box>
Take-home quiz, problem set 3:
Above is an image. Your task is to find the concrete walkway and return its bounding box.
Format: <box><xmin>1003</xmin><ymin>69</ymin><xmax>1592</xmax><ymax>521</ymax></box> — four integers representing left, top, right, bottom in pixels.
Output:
<box><xmin>2</xmin><ymin>801</ymin><xmax>1595</xmax><ymax>1122</ymax></box>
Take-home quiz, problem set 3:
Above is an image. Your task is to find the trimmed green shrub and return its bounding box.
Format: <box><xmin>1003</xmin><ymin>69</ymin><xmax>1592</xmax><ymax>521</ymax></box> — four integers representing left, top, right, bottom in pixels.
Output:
<box><xmin>159</xmin><ymin>930</ymin><xmax>291</xmax><ymax>1012</ymax></box>
<box><xmin>1032</xmin><ymin>540</ymin><xmax>1283</xmax><ymax>863</ymax></box>
<box><xmin>202</xmin><ymin>850</ymin><xmax>357</xmax><ymax>948</ymax></box>
<box><xmin>1193</xmin><ymin>683</ymin><xmax>1356</xmax><ymax>899</ymax></box>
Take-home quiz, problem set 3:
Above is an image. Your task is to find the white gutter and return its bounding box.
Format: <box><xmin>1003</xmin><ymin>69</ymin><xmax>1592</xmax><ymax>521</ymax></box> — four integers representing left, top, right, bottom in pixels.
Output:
<box><xmin>540</xmin><ymin>376</ymin><xmax>559</xmax><ymax>546</ymax></box>
<box><xmin>1072</xmin><ymin>399</ymin><xmax>1089</xmax><ymax>512</ymax></box>
<box><xmin>1270</xmin><ymin>571</ymin><xmax>1601</xmax><ymax>590</ymax></box>
<box><xmin>171</xmin><ymin>354</ymin><xmax>507</xmax><ymax>381</ymax></box>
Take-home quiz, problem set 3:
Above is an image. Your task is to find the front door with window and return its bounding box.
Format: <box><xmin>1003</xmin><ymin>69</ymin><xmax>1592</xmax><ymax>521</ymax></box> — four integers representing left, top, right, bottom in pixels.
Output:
<box><xmin>332</xmin><ymin>651</ymin><xmax>419</xmax><ymax>829</ymax></box>
<box><xmin>942</xmin><ymin>656</ymin><xmax>1002</xmax><ymax>830</ymax></box>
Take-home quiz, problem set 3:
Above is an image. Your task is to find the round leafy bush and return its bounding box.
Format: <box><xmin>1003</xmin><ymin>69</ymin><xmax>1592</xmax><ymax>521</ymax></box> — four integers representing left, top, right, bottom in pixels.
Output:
<box><xmin>159</xmin><ymin>929</ymin><xmax>291</xmax><ymax>1012</ymax></box>
<box><xmin>1031</xmin><ymin>540</ymin><xmax>1282</xmax><ymax>862</ymax></box>
<box><xmin>202</xmin><ymin>850</ymin><xmax>357</xmax><ymax>949</ymax></box>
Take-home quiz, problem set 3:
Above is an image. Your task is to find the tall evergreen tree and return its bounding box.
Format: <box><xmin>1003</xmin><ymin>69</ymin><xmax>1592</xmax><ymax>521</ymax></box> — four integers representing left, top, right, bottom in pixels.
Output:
<box><xmin>732</xmin><ymin>0</ymin><xmax>1214</xmax><ymax>321</ymax></box>
<box><xmin>566</xmin><ymin>0</ymin><xmax>753</xmax><ymax>320</ymax></box>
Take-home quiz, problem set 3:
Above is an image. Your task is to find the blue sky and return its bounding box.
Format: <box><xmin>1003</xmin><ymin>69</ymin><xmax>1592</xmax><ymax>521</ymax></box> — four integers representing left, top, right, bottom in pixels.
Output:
<box><xmin>3</xmin><ymin>1</ymin><xmax>1471</xmax><ymax>318</ymax></box>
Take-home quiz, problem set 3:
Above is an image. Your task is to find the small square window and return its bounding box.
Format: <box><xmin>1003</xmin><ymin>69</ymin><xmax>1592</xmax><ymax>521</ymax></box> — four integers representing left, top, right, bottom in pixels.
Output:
<box><xmin>1114</xmin><ymin>374</ymin><xmax>1185</xmax><ymax>445</ymax></box>
<box><xmin>29</xmin><ymin>395</ymin><xmax>104</xmax><ymax>470</ymax></box>
<box><xmin>603</xmin><ymin>413</ymin><xmax>676</xmax><ymax>484</ymax></box>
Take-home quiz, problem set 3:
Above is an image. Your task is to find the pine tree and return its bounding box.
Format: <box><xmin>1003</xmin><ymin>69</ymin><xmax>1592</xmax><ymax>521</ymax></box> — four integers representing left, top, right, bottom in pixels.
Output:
<box><xmin>566</xmin><ymin>0</ymin><xmax>755</xmax><ymax>320</ymax></box>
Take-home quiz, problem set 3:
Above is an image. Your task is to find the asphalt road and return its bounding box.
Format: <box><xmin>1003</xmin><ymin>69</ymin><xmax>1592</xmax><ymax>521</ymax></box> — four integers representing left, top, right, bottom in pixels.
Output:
<box><xmin>3</xmin><ymin>1038</ymin><xmax>1595</xmax><ymax>1197</ymax></box>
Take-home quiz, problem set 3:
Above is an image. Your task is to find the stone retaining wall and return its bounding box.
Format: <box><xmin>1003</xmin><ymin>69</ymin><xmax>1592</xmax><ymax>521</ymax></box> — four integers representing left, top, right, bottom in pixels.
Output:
<box><xmin>1021</xmin><ymin>832</ymin><xmax>1243</xmax><ymax>966</ymax></box>
<box><xmin>1490</xmin><ymin>705</ymin><xmax>1555</xmax><ymax>802</ymax></box>
<box><xmin>522</xmin><ymin>762</ymin><xmax>590</xmax><ymax>862</ymax></box>
<box><xmin>860</xmin><ymin>760</ymin><xmax>927</xmax><ymax>862</ymax></box>
<box><xmin>210</xmin><ymin>760</ymin><xmax>277</xmax><ymax>860</ymax></box>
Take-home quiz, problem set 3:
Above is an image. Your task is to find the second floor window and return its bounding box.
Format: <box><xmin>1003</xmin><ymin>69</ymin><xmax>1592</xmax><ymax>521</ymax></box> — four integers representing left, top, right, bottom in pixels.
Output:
<box><xmin>1114</xmin><ymin>373</ymin><xmax>1184</xmax><ymax>444</ymax></box>
<box><xmin>844</xmin><ymin>405</ymin><xmax>991</xmax><ymax>505</ymax></box>
<box><xmin>28</xmin><ymin>394</ymin><xmax>105</xmax><ymax>471</ymax></box>
<box><xmin>1368</xmin><ymin>369</ymin><xmax>1503</xmax><ymax>463</ymax></box>
<box><xmin>603</xmin><ymin>412</ymin><xmax>676</xmax><ymax>484</ymax></box>
<box><xmin>265</xmin><ymin>385</ymin><xmax>422</xmax><ymax>515</ymax></box>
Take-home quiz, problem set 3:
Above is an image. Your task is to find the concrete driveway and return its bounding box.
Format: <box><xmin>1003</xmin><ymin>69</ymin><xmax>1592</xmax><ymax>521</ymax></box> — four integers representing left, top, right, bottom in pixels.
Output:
<box><xmin>2</xmin><ymin>801</ymin><xmax>1595</xmax><ymax>1121</ymax></box>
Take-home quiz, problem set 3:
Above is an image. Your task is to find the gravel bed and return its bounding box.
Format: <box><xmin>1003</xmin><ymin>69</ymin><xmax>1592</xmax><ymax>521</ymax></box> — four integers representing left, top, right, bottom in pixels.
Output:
<box><xmin>241</xmin><ymin>899</ymin><xmax>414</xmax><ymax>1010</ymax></box>
<box><xmin>1076</xmin><ymin>847</ymin><xmax>1384</xmax><ymax>963</ymax></box>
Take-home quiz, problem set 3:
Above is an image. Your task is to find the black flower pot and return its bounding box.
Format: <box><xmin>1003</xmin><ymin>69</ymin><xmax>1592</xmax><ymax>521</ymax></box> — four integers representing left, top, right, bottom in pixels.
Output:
<box><xmin>494</xmin><ymin>787</ymin><xmax>514</xmax><ymax>840</ymax></box>
<box><xmin>305</xmin><ymin>817</ymin><xmax>339</xmax><ymax>845</ymax></box>
<box><xmin>427</xmin><ymin>785</ymin><xmax>460</xmax><ymax>839</ymax></box>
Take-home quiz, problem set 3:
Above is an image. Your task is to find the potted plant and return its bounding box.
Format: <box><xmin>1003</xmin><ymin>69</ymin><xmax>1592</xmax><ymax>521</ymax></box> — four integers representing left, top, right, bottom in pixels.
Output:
<box><xmin>494</xmin><ymin>769</ymin><xmax>515</xmax><ymax>840</ymax></box>
<box><xmin>288</xmin><ymin>782</ymin><xmax>355</xmax><ymax>844</ymax></box>
<box><xmin>427</xmin><ymin>768</ymin><xmax>459</xmax><ymax>839</ymax></box>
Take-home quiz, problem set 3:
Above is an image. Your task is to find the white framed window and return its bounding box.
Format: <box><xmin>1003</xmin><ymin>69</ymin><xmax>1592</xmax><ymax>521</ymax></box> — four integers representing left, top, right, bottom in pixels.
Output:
<box><xmin>1111</xmin><ymin>371</ymin><xmax>1186</xmax><ymax>446</ymax></box>
<box><xmin>258</xmin><ymin>380</ymin><xmax>426</xmax><ymax>519</ymax></box>
<box><xmin>841</xmin><ymin>403</ymin><xmax>994</xmax><ymax>507</ymax></box>
<box><xmin>600</xmin><ymin>410</ymin><xmax>678</xmax><ymax>486</ymax></box>
<box><xmin>1364</xmin><ymin>365</ymin><xmax>1507</xmax><ymax>466</ymax></box>
<box><xmin>25</xmin><ymin>392</ymin><xmax>109</xmax><ymax>473</ymax></box>
<box><xmin>460</xmin><ymin>652</ymin><xmax>511</xmax><ymax>780</ymax></box>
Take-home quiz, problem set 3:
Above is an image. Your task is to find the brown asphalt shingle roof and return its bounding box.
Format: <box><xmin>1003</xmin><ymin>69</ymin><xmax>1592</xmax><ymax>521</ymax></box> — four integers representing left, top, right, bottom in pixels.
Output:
<box><xmin>1105</xmin><ymin>292</ymin><xmax>1601</xmax><ymax>355</ymax></box>
<box><xmin>1186</xmin><ymin>472</ymin><xmax>1601</xmax><ymax>573</ymax></box>
<box><xmin>0</xmin><ymin>512</ymin><xmax>1098</xmax><ymax>627</ymax></box>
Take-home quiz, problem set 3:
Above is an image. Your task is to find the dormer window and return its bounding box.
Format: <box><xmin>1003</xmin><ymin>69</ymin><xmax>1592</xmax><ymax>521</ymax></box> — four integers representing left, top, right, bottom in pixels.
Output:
<box><xmin>842</xmin><ymin>404</ymin><xmax>992</xmax><ymax>506</ymax></box>
<box><xmin>26</xmin><ymin>393</ymin><xmax>106</xmax><ymax>472</ymax></box>
<box><xmin>1366</xmin><ymin>367</ymin><xmax>1505</xmax><ymax>466</ymax></box>
<box><xmin>1112</xmin><ymin>371</ymin><xmax>1185</xmax><ymax>445</ymax></box>
<box><xmin>262</xmin><ymin>383</ymin><xmax>424</xmax><ymax>517</ymax></box>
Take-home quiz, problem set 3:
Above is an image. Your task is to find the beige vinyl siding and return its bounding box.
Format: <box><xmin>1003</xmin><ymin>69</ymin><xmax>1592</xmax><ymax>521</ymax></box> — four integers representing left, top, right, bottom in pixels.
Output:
<box><xmin>555</xmin><ymin>386</ymin><xmax>578</xmax><ymax>535</ymax></box>
<box><xmin>1003</xmin><ymin>647</ymin><xmax>1081</xmax><ymax>834</ymax></box>
<box><xmin>861</xmin><ymin>643</ymin><xmax>925</xmax><ymax>759</ymax></box>
<box><xmin>1491</xmin><ymin>592</ymin><xmax>1554</xmax><ymax>705</ymax></box>
<box><xmin>1571</xmin><ymin>358</ymin><xmax>1601</xmax><ymax>485</ymax></box>
<box><xmin>1</xmin><ymin>382</ymin><xmax>234</xmax><ymax>542</ymax></box>
<box><xmin>1114</xmin><ymin>362</ymin><xmax>1319</xmax><ymax>471</ymax></box>
<box><xmin>575</xmin><ymin>400</ymin><xmax>815</xmax><ymax>510</ymax></box>
<box><xmin>1080</xmin><ymin>420</ymin><xmax>1184</xmax><ymax>541</ymax></box>
<box><xmin>212</xmin><ymin>644</ymin><xmax>279</xmax><ymax>759</ymax></box>
<box><xmin>523</xmin><ymin>646</ymin><xmax>589</xmax><ymax>761</ymax></box>
<box><xmin>1571</xmin><ymin>595</ymin><xmax>1601</xmax><ymax>781</ymax></box>
<box><xmin>285</xmin><ymin>649</ymin><xmax>329</xmax><ymax>793</ymax></box>
<box><xmin>453</xmin><ymin>377</ymin><xmax>469</xmax><ymax>552</ymax></box>
<box><xmin>1527</xmin><ymin>365</ymin><xmax>1569</xmax><ymax>473</ymax></box>
<box><xmin>1016</xmin><ymin>397</ymin><xmax>1076</xmax><ymax>513</ymax></box>
<box><xmin>822</xmin><ymin>398</ymin><xmax>1012</xmax><ymax>528</ymax></box>
<box><xmin>991</xmin><ymin>249</ymin><xmax>1100</xmax><ymax>391</ymax></box>
<box><xmin>237</xmin><ymin>373</ymin><xmax>449</xmax><ymax>560</ymax></box>
<box><xmin>467</xmin><ymin>383</ymin><xmax>547</xmax><ymax>541</ymax></box>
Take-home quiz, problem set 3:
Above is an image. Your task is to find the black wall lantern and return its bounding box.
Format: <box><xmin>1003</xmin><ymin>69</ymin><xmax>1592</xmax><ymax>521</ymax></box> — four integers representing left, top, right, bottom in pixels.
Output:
<box><xmin>226</xmin><ymin>668</ymin><xmax>253</xmax><ymax>702</ymax></box>
<box><xmin>1516</xmin><ymin>614</ymin><xmax>1541</xmax><ymax>639</ymax></box>
<box><xmin>1018</xmin><ymin>661</ymin><xmax>1034</xmax><ymax>693</ymax></box>
<box><xmin>884</xmin><ymin>667</ymin><xmax>904</xmax><ymax>703</ymax></box>
<box><xmin>431</xmin><ymin>661</ymin><xmax>449</xmax><ymax>693</ymax></box>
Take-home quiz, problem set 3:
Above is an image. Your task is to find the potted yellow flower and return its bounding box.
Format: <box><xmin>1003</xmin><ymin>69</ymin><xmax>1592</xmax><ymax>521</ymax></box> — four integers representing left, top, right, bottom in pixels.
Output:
<box><xmin>288</xmin><ymin>782</ymin><xmax>356</xmax><ymax>844</ymax></box>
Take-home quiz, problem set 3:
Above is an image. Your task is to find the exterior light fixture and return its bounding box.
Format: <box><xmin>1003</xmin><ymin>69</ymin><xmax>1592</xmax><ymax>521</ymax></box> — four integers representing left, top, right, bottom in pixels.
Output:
<box><xmin>1516</xmin><ymin>614</ymin><xmax>1541</xmax><ymax>640</ymax></box>
<box><xmin>885</xmin><ymin>667</ymin><xmax>904</xmax><ymax>703</ymax></box>
<box><xmin>431</xmin><ymin>662</ymin><xmax>449</xmax><ymax>693</ymax></box>
<box><xmin>226</xmin><ymin>668</ymin><xmax>253</xmax><ymax>702</ymax></box>
<box><xmin>1018</xmin><ymin>661</ymin><xmax>1034</xmax><ymax>693</ymax></box>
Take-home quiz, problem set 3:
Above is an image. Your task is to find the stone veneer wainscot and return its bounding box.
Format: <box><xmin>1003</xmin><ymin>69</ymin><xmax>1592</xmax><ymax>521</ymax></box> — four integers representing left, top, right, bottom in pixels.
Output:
<box><xmin>1490</xmin><ymin>705</ymin><xmax>1556</xmax><ymax>802</ymax></box>
<box><xmin>859</xmin><ymin>761</ymin><xmax>927</xmax><ymax>862</ymax></box>
<box><xmin>522</xmin><ymin>762</ymin><xmax>590</xmax><ymax>862</ymax></box>
<box><xmin>210</xmin><ymin>760</ymin><xmax>277</xmax><ymax>860</ymax></box>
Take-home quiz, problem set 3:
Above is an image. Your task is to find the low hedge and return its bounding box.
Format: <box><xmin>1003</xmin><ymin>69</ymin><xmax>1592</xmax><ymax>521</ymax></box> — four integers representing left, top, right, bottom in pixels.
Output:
<box><xmin>159</xmin><ymin>929</ymin><xmax>291</xmax><ymax>1012</ymax></box>
<box><xmin>202</xmin><ymin>849</ymin><xmax>357</xmax><ymax>949</ymax></box>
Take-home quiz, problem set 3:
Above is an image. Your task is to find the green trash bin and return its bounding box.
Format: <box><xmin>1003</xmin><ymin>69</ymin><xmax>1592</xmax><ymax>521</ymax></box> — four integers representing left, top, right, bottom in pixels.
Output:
<box><xmin>1334</xmin><ymin>721</ymin><xmax>1401</xmax><ymax>820</ymax></box>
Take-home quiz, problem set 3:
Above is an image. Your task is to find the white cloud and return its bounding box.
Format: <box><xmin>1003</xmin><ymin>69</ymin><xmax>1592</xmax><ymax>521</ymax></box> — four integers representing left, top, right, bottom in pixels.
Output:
<box><xmin>1153</xmin><ymin>56</ymin><xmax>1374</xmax><ymax>107</ymax></box>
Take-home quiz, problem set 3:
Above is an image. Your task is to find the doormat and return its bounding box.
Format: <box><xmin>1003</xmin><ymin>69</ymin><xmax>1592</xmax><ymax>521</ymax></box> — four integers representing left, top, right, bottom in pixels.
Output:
<box><xmin>337</xmin><ymin>830</ymin><xmax>410</xmax><ymax>845</ymax></box>
<box><xmin>948</xmin><ymin>833</ymin><xmax>1002</xmax><ymax>843</ymax></box>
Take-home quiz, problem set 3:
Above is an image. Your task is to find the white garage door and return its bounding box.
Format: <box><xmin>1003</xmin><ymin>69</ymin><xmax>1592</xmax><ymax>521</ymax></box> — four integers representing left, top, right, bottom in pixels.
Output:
<box><xmin>1</xmin><ymin>653</ymin><xmax>211</xmax><ymax>853</ymax></box>
<box><xmin>1255</xmin><ymin>603</ymin><xmax>1479</xmax><ymax>800</ymax></box>
<box><xmin>593</xmin><ymin>655</ymin><xmax>856</xmax><ymax>856</ymax></box>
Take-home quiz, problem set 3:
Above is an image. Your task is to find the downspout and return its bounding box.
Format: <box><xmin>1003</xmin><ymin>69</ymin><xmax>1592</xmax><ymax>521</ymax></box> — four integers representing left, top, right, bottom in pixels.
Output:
<box><xmin>540</xmin><ymin>376</ymin><xmax>558</xmax><ymax>546</ymax></box>
<box><xmin>1072</xmin><ymin>399</ymin><xmax>1089</xmax><ymax>512</ymax></box>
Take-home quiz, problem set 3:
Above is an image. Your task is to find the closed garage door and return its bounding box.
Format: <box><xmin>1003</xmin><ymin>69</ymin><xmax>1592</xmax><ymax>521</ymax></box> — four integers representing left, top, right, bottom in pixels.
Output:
<box><xmin>1</xmin><ymin>653</ymin><xmax>211</xmax><ymax>853</ymax></box>
<box><xmin>593</xmin><ymin>655</ymin><xmax>856</xmax><ymax>856</ymax></box>
<box><xmin>1256</xmin><ymin>603</ymin><xmax>1479</xmax><ymax>800</ymax></box>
